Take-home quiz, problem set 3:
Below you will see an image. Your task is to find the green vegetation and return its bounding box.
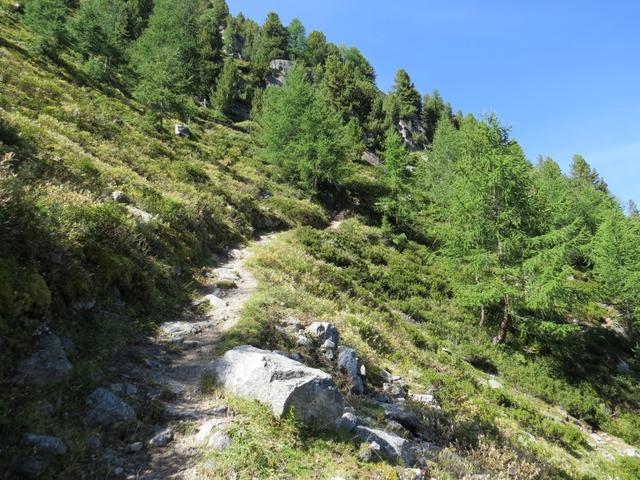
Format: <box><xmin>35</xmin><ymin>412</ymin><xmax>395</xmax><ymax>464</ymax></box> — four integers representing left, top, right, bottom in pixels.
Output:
<box><xmin>1</xmin><ymin>0</ymin><xmax>639</xmax><ymax>478</ymax></box>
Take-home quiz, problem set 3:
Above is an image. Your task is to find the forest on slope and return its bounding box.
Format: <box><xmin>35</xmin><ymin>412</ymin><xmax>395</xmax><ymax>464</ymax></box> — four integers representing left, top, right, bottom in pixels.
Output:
<box><xmin>1</xmin><ymin>0</ymin><xmax>640</xmax><ymax>478</ymax></box>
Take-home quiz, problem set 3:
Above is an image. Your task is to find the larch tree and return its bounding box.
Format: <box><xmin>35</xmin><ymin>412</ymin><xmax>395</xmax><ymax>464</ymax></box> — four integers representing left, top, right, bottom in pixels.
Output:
<box><xmin>287</xmin><ymin>18</ymin><xmax>306</xmax><ymax>59</ymax></box>
<box><xmin>24</xmin><ymin>0</ymin><xmax>69</xmax><ymax>58</ymax></box>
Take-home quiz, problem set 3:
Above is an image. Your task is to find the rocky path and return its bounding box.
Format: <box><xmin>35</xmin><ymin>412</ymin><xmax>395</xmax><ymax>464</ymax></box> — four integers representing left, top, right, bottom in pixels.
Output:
<box><xmin>117</xmin><ymin>233</ymin><xmax>278</xmax><ymax>480</ymax></box>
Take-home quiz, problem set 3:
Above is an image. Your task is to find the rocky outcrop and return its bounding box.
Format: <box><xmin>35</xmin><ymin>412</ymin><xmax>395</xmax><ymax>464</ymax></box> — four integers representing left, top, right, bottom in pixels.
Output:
<box><xmin>361</xmin><ymin>149</ymin><xmax>382</xmax><ymax>166</ymax></box>
<box><xmin>266</xmin><ymin>59</ymin><xmax>294</xmax><ymax>86</ymax></box>
<box><xmin>211</xmin><ymin>345</ymin><xmax>345</xmax><ymax>429</ymax></box>
<box><xmin>397</xmin><ymin>117</ymin><xmax>426</xmax><ymax>151</ymax></box>
<box><xmin>13</xmin><ymin>332</ymin><xmax>73</xmax><ymax>385</ymax></box>
<box><xmin>174</xmin><ymin>124</ymin><xmax>192</xmax><ymax>138</ymax></box>
<box><xmin>85</xmin><ymin>388</ymin><xmax>137</xmax><ymax>426</ymax></box>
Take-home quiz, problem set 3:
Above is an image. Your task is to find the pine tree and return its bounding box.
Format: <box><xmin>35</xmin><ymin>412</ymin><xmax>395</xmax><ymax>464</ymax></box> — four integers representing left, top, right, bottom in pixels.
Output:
<box><xmin>24</xmin><ymin>0</ymin><xmax>69</xmax><ymax>58</ymax></box>
<box><xmin>258</xmin><ymin>67</ymin><xmax>354</xmax><ymax>191</ymax></box>
<box><xmin>287</xmin><ymin>18</ymin><xmax>306</xmax><ymax>59</ymax></box>
<box><xmin>254</xmin><ymin>12</ymin><xmax>289</xmax><ymax>75</ymax></box>
<box><xmin>422</xmin><ymin>89</ymin><xmax>452</xmax><ymax>143</ymax></box>
<box><xmin>131</xmin><ymin>0</ymin><xmax>201</xmax><ymax>123</ymax></box>
<box><xmin>628</xmin><ymin>200</ymin><xmax>639</xmax><ymax>218</ymax></box>
<box><xmin>571</xmin><ymin>154</ymin><xmax>609</xmax><ymax>193</ymax></box>
<box><xmin>378</xmin><ymin>129</ymin><xmax>412</xmax><ymax>226</ymax></box>
<box><xmin>69</xmin><ymin>0</ymin><xmax>129</xmax><ymax>79</ymax></box>
<box><xmin>195</xmin><ymin>4</ymin><xmax>225</xmax><ymax>102</ymax></box>
<box><xmin>388</xmin><ymin>69</ymin><xmax>422</xmax><ymax>121</ymax></box>
<box><xmin>212</xmin><ymin>58</ymin><xmax>240</xmax><ymax>115</ymax></box>
<box><xmin>303</xmin><ymin>31</ymin><xmax>329</xmax><ymax>66</ymax></box>
<box><xmin>210</xmin><ymin>0</ymin><xmax>229</xmax><ymax>29</ymax></box>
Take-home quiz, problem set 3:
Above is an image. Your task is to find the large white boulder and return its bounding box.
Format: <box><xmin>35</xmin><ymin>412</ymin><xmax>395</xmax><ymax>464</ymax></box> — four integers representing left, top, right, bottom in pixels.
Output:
<box><xmin>211</xmin><ymin>346</ymin><xmax>345</xmax><ymax>429</ymax></box>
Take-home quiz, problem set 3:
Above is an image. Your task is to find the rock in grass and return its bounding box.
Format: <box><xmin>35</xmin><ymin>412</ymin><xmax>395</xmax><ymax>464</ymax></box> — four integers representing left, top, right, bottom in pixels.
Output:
<box><xmin>13</xmin><ymin>333</ymin><xmax>73</xmax><ymax>385</ymax></box>
<box><xmin>174</xmin><ymin>124</ymin><xmax>192</xmax><ymax>138</ymax></box>
<box><xmin>12</xmin><ymin>456</ymin><xmax>50</xmax><ymax>476</ymax></box>
<box><xmin>355</xmin><ymin>425</ymin><xmax>414</xmax><ymax>466</ymax></box>
<box><xmin>305</xmin><ymin>322</ymin><xmax>340</xmax><ymax>347</ymax></box>
<box><xmin>148</xmin><ymin>428</ymin><xmax>173</xmax><ymax>448</ymax></box>
<box><xmin>211</xmin><ymin>346</ymin><xmax>345</xmax><ymax>429</ymax></box>
<box><xmin>337</xmin><ymin>346</ymin><xmax>364</xmax><ymax>394</ymax></box>
<box><xmin>207</xmin><ymin>431</ymin><xmax>233</xmax><ymax>450</ymax></box>
<box><xmin>378</xmin><ymin>402</ymin><xmax>423</xmax><ymax>434</ymax></box>
<box><xmin>22</xmin><ymin>434</ymin><xmax>67</xmax><ymax>455</ymax></box>
<box><xmin>85</xmin><ymin>388</ymin><xmax>136</xmax><ymax>426</ymax></box>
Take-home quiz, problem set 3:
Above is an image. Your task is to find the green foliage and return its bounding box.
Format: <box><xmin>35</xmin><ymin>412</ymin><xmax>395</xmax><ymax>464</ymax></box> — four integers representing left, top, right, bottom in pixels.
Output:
<box><xmin>377</xmin><ymin>129</ymin><xmax>413</xmax><ymax>226</ymax></box>
<box><xmin>212</xmin><ymin>58</ymin><xmax>241</xmax><ymax>115</ymax></box>
<box><xmin>253</xmin><ymin>11</ymin><xmax>289</xmax><ymax>75</ymax></box>
<box><xmin>23</xmin><ymin>0</ymin><xmax>69</xmax><ymax>57</ymax></box>
<box><xmin>385</xmin><ymin>69</ymin><xmax>422</xmax><ymax>122</ymax></box>
<box><xmin>571</xmin><ymin>154</ymin><xmax>608</xmax><ymax>193</ymax></box>
<box><xmin>286</xmin><ymin>18</ymin><xmax>306</xmax><ymax>59</ymax></box>
<box><xmin>422</xmin><ymin>89</ymin><xmax>452</xmax><ymax>144</ymax></box>
<box><xmin>258</xmin><ymin>67</ymin><xmax>355</xmax><ymax>191</ymax></box>
<box><xmin>302</xmin><ymin>30</ymin><xmax>329</xmax><ymax>66</ymax></box>
<box><xmin>69</xmin><ymin>0</ymin><xmax>130</xmax><ymax>79</ymax></box>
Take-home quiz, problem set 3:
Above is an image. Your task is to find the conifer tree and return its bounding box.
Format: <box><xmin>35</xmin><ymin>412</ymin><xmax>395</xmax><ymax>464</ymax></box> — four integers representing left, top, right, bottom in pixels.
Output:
<box><xmin>212</xmin><ymin>58</ymin><xmax>240</xmax><ymax>115</ymax></box>
<box><xmin>131</xmin><ymin>0</ymin><xmax>201</xmax><ymax>123</ymax></box>
<box><xmin>287</xmin><ymin>18</ymin><xmax>306</xmax><ymax>59</ymax></box>
<box><xmin>69</xmin><ymin>0</ymin><xmax>129</xmax><ymax>78</ymax></box>
<box><xmin>303</xmin><ymin>31</ymin><xmax>329</xmax><ymax>66</ymax></box>
<box><xmin>210</xmin><ymin>0</ymin><xmax>229</xmax><ymax>29</ymax></box>
<box><xmin>386</xmin><ymin>69</ymin><xmax>422</xmax><ymax>121</ymax></box>
<box><xmin>378</xmin><ymin>129</ymin><xmax>412</xmax><ymax>226</ymax></box>
<box><xmin>254</xmin><ymin>12</ymin><xmax>289</xmax><ymax>74</ymax></box>
<box><xmin>24</xmin><ymin>0</ymin><xmax>69</xmax><ymax>58</ymax></box>
<box><xmin>258</xmin><ymin>67</ymin><xmax>354</xmax><ymax>191</ymax></box>
<box><xmin>422</xmin><ymin>89</ymin><xmax>452</xmax><ymax>143</ymax></box>
<box><xmin>571</xmin><ymin>154</ymin><xmax>609</xmax><ymax>193</ymax></box>
<box><xmin>195</xmin><ymin>4</ymin><xmax>225</xmax><ymax>102</ymax></box>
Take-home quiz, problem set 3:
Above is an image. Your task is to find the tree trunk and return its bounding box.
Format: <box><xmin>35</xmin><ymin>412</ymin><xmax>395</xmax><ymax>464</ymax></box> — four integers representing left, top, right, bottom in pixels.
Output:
<box><xmin>479</xmin><ymin>305</ymin><xmax>486</xmax><ymax>326</ymax></box>
<box><xmin>493</xmin><ymin>295</ymin><xmax>510</xmax><ymax>344</ymax></box>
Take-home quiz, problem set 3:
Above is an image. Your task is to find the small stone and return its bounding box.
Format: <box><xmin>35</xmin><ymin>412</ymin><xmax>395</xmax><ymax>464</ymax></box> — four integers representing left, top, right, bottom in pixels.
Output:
<box><xmin>111</xmin><ymin>191</ymin><xmax>130</xmax><ymax>204</ymax></box>
<box><xmin>211</xmin><ymin>405</ymin><xmax>228</xmax><ymax>416</ymax></box>
<box><xmin>323</xmin><ymin>349</ymin><xmax>335</xmax><ymax>361</ymax></box>
<box><xmin>125</xmin><ymin>384</ymin><xmax>138</xmax><ymax>396</ymax></box>
<box><xmin>296</xmin><ymin>334</ymin><xmax>311</xmax><ymax>347</ymax></box>
<box><xmin>12</xmin><ymin>456</ymin><xmax>49</xmax><ymax>476</ymax></box>
<box><xmin>487</xmin><ymin>377</ymin><xmax>502</xmax><ymax>389</ymax></box>
<box><xmin>623</xmin><ymin>448</ymin><xmax>639</xmax><ymax>457</ymax></box>
<box><xmin>126</xmin><ymin>206</ymin><xmax>154</xmax><ymax>224</ymax></box>
<box><xmin>305</xmin><ymin>322</ymin><xmax>340</xmax><ymax>347</ymax></box>
<box><xmin>322</xmin><ymin>339</ymin><xmax>336</xmax><ymax>350</ymax></box>
<box><xmin>616</xmin><ymin>360</ymin><xmax>631</xmax><ymax>374</ymax></box>
<box><xmin>22</xmin><ymin>434</ymin><xmax>67</xmax><ymax>455</ymax></box>
<box><xmin>85</xmin><ymin>388</ymin><xmax>136</xmax><ymax>425</ymax></box>
<box><xmin>13</xmin><ymin>333</ymin><xmax>73</xmax><ymax>385</ymax></box>
<box><xmin>148</xmin><ymin>428</ymin><xmax>173</xmax><ymax>448</ymax></box>
<box><xmin>207</xmin><ymin>431</ymin><xmax>233</xmax><ymax>450</ymax></box>
<box><xmin>86</xmin><ymin>435</ymin><xmax>102</xmax><ymax>450</ymax></box>
<box><xmin>113</xmin><ymin>466</ymin><xmax>124</xmax><ymax>476</ymax></box>
<box><xmin>126</xmin><ymin>442</ymin><xmax>143</xmax><ymax>453</ymax></box>
<box><xmin>111</xmin><ymin>383</ymin><xmax>124</xmax><ymax>394</ymax></box>
<box><xmin>174</xmin><ymin>124</ymin><xmax>192</xmax><ymax>138</ymax></box>
<box><xmin>359</xmin><ymin>441</ymin><xmax>382</xmax><ymax>462</ymax></box>
<box><xmin>336</xmin><ymin>411</ymin><xmax>365</xmax><ymax>432</ymax></box>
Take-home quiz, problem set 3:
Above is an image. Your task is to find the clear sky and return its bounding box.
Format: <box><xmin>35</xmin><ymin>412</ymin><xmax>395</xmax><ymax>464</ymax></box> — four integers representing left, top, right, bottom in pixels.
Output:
<box><xmin>229</xmin><ymin>1</ymin><xmax>639</xmax><ymax>206</ymax></box>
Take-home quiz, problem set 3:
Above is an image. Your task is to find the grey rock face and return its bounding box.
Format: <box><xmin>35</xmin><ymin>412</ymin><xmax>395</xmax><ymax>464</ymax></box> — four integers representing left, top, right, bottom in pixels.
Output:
<box><xmin>266</xmin><ymin>59</ymin><xmax>294</xmax><ymax>86</ymax></box>
<box><xmin>355</xmin><ymin>425</ymin><xmax>414</xmax><ymax>466</ymax></box>
<box><xmin>337</xmin><ymin>346</ymin><xmax>364</xmax><ymax>394</ymax></box>
<box><xmin>361</xmin><ymin>149</ymin><xmax>382</xmax><ymax>166</ymax></box>
<box><xmin>410</xmin><ymin>393</ymin><xmax>439</xmax><ymax>409</ymax></box>
<box><xmin>211</xmin><ymin>346</ymin><xmax>345</xmax><ymax>429</ymax></box>
<box><xmin>305</xmin><ymin>322</ymin><xmax>340</xmax><ymax>347</ymax></box>
<box><xmin>14</xmin><ymin>333</ymin><xmax>73</xmax><ymax>385</ymax></box>
<box><xmin>22</xmin><ymin>434</ymin><xmax>67</xmax><ymax>455</ymax></box>
<box><xmin>336</xmin><ymin>411</ymin><xmax>366</xmax><ymax>432</ymax></box>
<box><xmin>86</xmin><ymin>388</ymin><xmax>136</xmax><ymax>425</ymax></box>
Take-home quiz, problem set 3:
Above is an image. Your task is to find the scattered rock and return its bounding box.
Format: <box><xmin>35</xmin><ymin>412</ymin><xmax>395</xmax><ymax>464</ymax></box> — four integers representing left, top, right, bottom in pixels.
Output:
<box><xmin>211</xmin><ymin>405</ymin><xmax>228</xmax><ymax>416</ymax></box>
<box><xmin>13</xmin><ymin>333</ymin><xmax>73</xmax><ymax>385</ymax></box>
<box><xmin>337</xmin><ymin>346</ymin><xmax>364</xmax><ymax>394</ymax></box>
<box><xmin>378</xmin><ymin>402</ymin><xmax>422</xmax><ymax>434</ymax></box>
<box><xmin>86</xmin><ymin>435</ymin><xmax>102</xmax><ymax>450</ymax></box>
<box><xmin>213</xmin><ymin>268</ymin><xmax>240</xmax><ymax>289</ymax></box>
<box><xmin>305</xmin><ymin>322</ymin><xmax>340</xmax><ymax>347</ymax></box>
<box><xmin>207</xmin><ymin>431</ymin><xmax>233</xmax><ymax>450</ymax></box>
<box><xmin>386</xmin><ymin>420</ymin><xmax>411</xmax><ymax>438</ymax></box>
<box><xmin>174</xmin><ymin>124</ymin><xmax>192</xmax><ymax>138</ymax></box>
<box><xmin>623</xmin><ymin>447</ymin><xmax>639</xmax><ymax>457</ymax></box>
<box><xmin>22</xmin><ymin>434</ymin><xmax>67</xmax><ymax>455</ymax></box>
<box><xmin>383</xmin><ymin>382</ymin><xmax>405</xmax><ymax>399</ymax></box>
<box><xmin>616</xmin><ymin>359</ymin><xmax>631</xmax><ymax>374</ymax></box>
<box><xmin>158</xmin><ymin>321</ymin><xmax>203</xmax><ymax>340</ymax></box>
<box><xmin>126</xmin><ymin>442</ymin><xmax>143</xmax><ymax>453</ymax></box>
<box><xmin>487</xmin><ymin>377</ymin><xmax>502</xmax><ymax>389</ymax></box>
<box><xmin>410</xmin><ymin>393</ymin><xmax>440</xmax><ymax>409</ymax></box>
<box><xmin>361</xmin><ymin>149</ymin><xmax>382</xmax><ymax>166</ymax></box>
<box><xmin>72</xmin><ymin>298</ymin><xmax>96</xmax><ymax>311</ymax></box>
<box><xmin>111</xmin><ymin>191</ymin><xmax>130</xmax><ymax>204</ymax></box>
<box><xmin>126</xmin><ymin>206</ymin><xmax>154</xmax><ymax>224</ymax></box>
<box><xmin>336</xmin><ymin>411</ymin><xmax>366</xmax><ymax>432</ymax></box>
<box><xmin>296</xmin><ymin>334</ymin><xmax>312</xmax><ymax>347</ymax></box>
<box><xmin>148</xmin><ymin>428</ymin><xmax>173</xmax><ymax>448</ymax></box>
<box><xmin>355</xmin><ymin>426</ymin><xmax>414</xmax><ymax>466</ymax></box>
<box><xmin>113</xmin><ymin>466</ymin><xmax>124</xmax><ymax>476</ymax></box>
<box><xmin>211</xmin><ymin>345</ymin><xmax>345</xmax><ymax>429</ymax></box>
<box><xmin>397</xmin><ymin>467</ymin><xmax>425</xmax><ymax>480</ymax></box>
<box><xmin>359</xmin><ymin>440</ymin><xmax>382</xmax><ymax>462</ymax></box>
<box><xmin>86</xmin><ymin>388</ymin><xmax>136</xmax><ymax>425</ymax></box>
<box><xmin>12</xmin><ymin>456</ymin><xmax>50</xmax><ymax>477</ymax></box>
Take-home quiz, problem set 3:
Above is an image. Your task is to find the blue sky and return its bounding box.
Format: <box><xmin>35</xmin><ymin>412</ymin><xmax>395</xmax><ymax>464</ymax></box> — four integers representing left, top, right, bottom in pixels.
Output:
<box><xmin>230</xmin><ymin>1</ymin><xmax>639</xmax><ymax>205</ymax></box>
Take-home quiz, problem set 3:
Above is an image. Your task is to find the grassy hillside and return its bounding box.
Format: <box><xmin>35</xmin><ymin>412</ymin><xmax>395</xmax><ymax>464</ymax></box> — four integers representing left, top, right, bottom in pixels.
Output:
<box><xmin>1</xmin><ymin>2</ymin><xmax>640</xmax><ymax>479</ymax></box>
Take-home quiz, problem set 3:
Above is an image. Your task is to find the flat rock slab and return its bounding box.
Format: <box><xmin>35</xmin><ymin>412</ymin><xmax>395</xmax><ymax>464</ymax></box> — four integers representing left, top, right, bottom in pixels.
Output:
<box><xmin>86</xmin><ymin>388</ymin><xmax>136</xmax><ymax>425</ymax></box>
<box><xmin>211</xmin><ymin>346</ymin><xmax>345</xmax><ymax>429</ymax></box>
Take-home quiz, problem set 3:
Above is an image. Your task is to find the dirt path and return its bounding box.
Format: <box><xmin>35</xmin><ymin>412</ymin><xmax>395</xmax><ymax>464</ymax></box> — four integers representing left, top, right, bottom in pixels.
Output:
<box><xmin>118</xmin><ymin>233</ymin><xmax>278</xmax><ymax>480</ymax></box>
